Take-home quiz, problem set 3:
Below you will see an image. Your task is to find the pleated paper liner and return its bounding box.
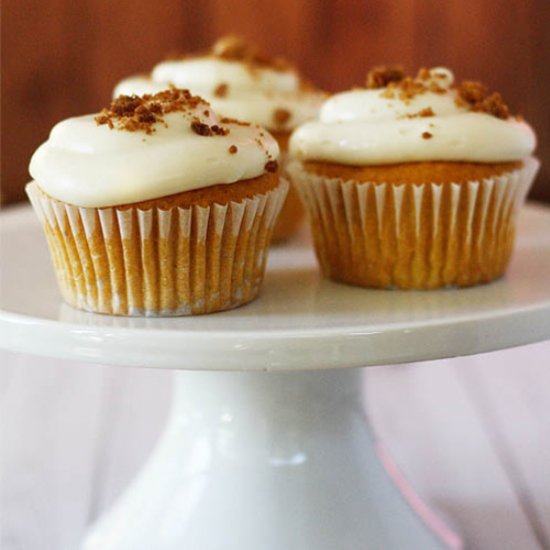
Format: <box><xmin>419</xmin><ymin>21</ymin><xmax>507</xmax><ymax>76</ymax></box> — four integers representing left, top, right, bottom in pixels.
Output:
<box><xmin>288</xmin><ymin>158</ymin><xmax>539</xmax><ymax>289</ymax></box>
<box><xmin>26</xmin><ymin>180</ymin><xmax>288</xmax><ymax>316</ymax></box>
<box><xmin>272</xmin><ymin>181</ymin><xmax>304</xmax><ymax>242</ymax></box>
<box><xmin>272</xmin><ymin>151</ymin><xmax>306</xmax><ymax>242</ymax></box>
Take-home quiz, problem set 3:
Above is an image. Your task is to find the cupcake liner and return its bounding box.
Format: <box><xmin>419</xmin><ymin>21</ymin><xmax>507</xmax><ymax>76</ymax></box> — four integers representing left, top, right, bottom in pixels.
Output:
<box><xmin>272</xmin><ymin>151</ymin><xmax>305</xmax><ymax>242</ymax></box>
<box><xmin>288</xmin><ymin>158</ymin><xmax>539</xmax><ymax>289</ymax></box>
<box><xmin>26</xmin><ymin>180</ymin><xmax>288</xmax><ymax>316</ymax></box>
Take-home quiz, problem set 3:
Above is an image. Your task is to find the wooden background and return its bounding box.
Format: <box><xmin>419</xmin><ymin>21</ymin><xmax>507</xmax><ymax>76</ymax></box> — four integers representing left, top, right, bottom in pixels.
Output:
<box><xmin>2</xmin><ymin>0</ymin><xmax>550</xmax><ymax>205</ymax></box>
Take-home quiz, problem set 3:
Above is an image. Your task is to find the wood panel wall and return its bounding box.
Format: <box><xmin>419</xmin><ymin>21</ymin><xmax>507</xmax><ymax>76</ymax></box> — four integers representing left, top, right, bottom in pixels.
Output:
<box><xmin>2</xmin><ymin>0</ymin><xmax>549</xmax><ymax>205</ymax></box>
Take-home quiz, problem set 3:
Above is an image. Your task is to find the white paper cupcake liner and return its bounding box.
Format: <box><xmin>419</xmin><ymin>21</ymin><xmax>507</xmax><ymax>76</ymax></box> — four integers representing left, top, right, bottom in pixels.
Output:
<box><xmin>288</xmin><ymin>158</ymin><xmax>539</xmax><ymax>288</ymax></box>
<box><xmin>26</xmin><ymin>180</ymin><xmax>288</xmax><ymax>316</ymax></box>
<box><xmin>272</xmin><ymin>150</ymin><xmax>305</xmax><ymax>242</ymax></box>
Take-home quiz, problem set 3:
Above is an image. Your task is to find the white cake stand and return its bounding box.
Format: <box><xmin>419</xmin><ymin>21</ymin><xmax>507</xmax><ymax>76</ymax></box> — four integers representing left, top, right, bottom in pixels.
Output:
<box><xmin>1</xmin><ymin>204</ymin><xmax>550</xmax><ymax>550</ymax></box>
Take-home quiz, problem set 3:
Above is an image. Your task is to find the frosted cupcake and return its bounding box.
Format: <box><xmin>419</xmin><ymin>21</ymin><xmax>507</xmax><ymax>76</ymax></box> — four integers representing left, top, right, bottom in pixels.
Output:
<box><xmin>289</xmin><ymin>67</ymin><xmax>538</xmax><ymax>289</ymax></box>
<box><xmin>27</xmin><ymin>89</ymin><xmax>287</xmax><ymax>316</ymax></box>
<box><xmin>114</xmin><ymin>36</ymin><xmax>325</xmax><ymax>241</ymax></box>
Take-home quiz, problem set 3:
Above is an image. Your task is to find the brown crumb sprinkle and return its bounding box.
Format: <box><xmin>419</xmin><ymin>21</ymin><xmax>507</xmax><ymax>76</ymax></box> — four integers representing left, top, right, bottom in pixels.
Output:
<box><xmin>416</xmin><ymin>67</ymin><xmax>432</xmax><ymax>81</ymax></box>
<box><xmin>422</xmin><ymin>132</ymin><xmax>433</xmax><ymax>139</ymax></box>
<box><xmin>191</xmin><ymin>118</ymin><xmax>229</xmax><ymax>137</ymax></box>
<box><xmin>211</xmin><ymin>35</ymin><xmax>290</xmax><ymax>72</ymax></box>
<box><xmin>95</xmin><ymin>88</ymin><xmax>208</xmax><ymax>134</ymax></box>
<box><xmin>264</xmin><ymin>160</ymin><xmax>278</xmax><ymax>173</ymax></box>
<box><xmin>365</xmin><ymin>66</ymin><xmax>513</xmax><ymax>119</ymax></box>
<box><xmin>481</xmin><ymin>93</ymin><xmax>510</xmax><ymax>119</ymax></box>
<box><xmin>456</xmin><ymin>81</ymin><xmax>510</xmax><ymax>119</ymax></box>
<box><xmin>214</xmin><ymin>83</ymin><xmax>229</xmax><ymax>98</ymax></box>
<box><xmin>377</xmin><ymin>68</ymin><xmax>449</xmax><ymax>101</ymax></box>
<box><xmin>164</xmin><ymin>36</ymin><xmax>290</xmax><ymax>72</ymax></box>
<box><xmin>366</xmin><ymin>65</ymin><xmax>405</xmax><ymax>89</ymax></box>
<box><xmin>221</xmin><ymin>117</ymin><xmax>251</xmax><ymax>127</ymax></box>
<box><xmin>404</xmin><ymin>107</ymin><xmax>435</xmax><ymax>118</ymax></box>
<box><xmin>228</xmin><ymin>145</ymin><xmax>238</xmax><ymax>154</ymax></box>
<box><xmin>164</xmin><ymin>36</ymin><xmax>317</xmax><ymax>92</ymax></box>
<box><xmin>273</xmin><ymin>108</ymin><xmax>291</xmax><ymax>126</ymax></box>
<box><xmin>190</xmin><ymin>121</ymin><xmax>211</xmax><ymax>136</ymax></box>
<box><xmin>457</xmin><ymin>80</ymin><xmax>487</xmax><ymax>104</ymax></box>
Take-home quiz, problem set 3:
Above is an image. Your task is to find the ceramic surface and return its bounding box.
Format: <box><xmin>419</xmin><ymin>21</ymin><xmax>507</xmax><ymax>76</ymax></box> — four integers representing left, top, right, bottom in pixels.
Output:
<box><xmin>4</xmin><ymin>205</ymin><xmax>549</xmax><ymax>549</ymax></box>
<box><xmin>82</xmin><ymin>369</ymin><xmax>454</xmax><ymax>550</ymax></box>
<box><xmin>1</xmin><ymin>205</ymin><xmax>549</xmax><ymax>370</ymax></box>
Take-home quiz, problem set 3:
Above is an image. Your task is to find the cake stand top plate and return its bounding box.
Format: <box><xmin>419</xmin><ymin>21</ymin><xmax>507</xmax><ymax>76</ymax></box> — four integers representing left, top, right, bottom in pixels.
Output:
<box><xmin>1</xmin><ymin>204</ymin><xmax>549</xmax><ymax>371</ymax></box>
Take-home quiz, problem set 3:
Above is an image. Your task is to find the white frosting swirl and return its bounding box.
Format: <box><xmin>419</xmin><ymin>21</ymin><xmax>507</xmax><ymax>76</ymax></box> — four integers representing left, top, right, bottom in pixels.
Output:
<box><xmin>114</xmin><ymin>57</ymin><xmax>323</xmax><ymax>132</ymax></box>
<box><xmin>29</xmin><ymin>98</ymin><xmax>279</xmax><ymax>208</ymax></box>
<box><xmin>290</xmin><ymin>68</ymin><xmax>536</xmax><ymax>164</ymax></box>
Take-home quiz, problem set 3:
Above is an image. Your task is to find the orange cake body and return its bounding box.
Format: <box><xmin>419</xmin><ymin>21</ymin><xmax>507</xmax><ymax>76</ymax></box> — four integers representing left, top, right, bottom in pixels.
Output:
<box><xmin>302</xmin><ymin>160</ymin><xmax>523</xmax><ymax>184</ymax></box>
<box><xmin>28</xmin><ymin>89</ymin><xmax>287</xmax><ymax>316</ymax></box>
<box><xmin>289</xmin><ymin>67</ymin><xmax>538</xmax><ymax>289</ymax></box>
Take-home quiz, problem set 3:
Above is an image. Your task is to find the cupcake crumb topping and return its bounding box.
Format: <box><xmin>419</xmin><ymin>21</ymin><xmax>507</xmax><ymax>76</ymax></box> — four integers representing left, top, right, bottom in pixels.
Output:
<box><xmin>221</xmin><ymin>117</ymin><xmax>251</xmax><ymax>127</ymax></box>
<box><xmin>214</xmin><ymin>82</ymin><xmax>229</xmax><ymax>97</ymax></box>
<box><xmin>456</xmin><ymin>81</ymin><xmax>509</xmax><ymax>119</ymax></box>
<box><xmin>421</xmin><ymin>131</ymin><xmax>433</xmax><ymax>139</ymax></box>
<box><xmin>166</xmin><ymin>35</ymin><xmax>291</xmax><ymax>74</ymax></box>
<box><xmin>228</xmin><ymin>145</ymin><xmax>238</xmax><ymax>154</ymax></box>
<box><xmin>190</xmin><ymin>119</ymin><xmax>229</xmax><ymax>136</ymax></box>
<box><xmin>366</xmin><ymin>66</ymin><xmax>405</xmax><ymax>89</ymax></box>
<box><xmin>264</xmin><ymin>160</ymin><xmax>279</xmax><ymax>172</ymax></box>
<box><xmin>211</xmin><ymin>35</ymin><xmax>291</xmax><ymax>73</ymax></box>
<box><xmin>273</xmin><ymin>108</ymin><xmax>292</xmax><ymax>127</ymax></box>
<box><xmin>365</xmin><ymin>66</ymin><xmax>512</xmax><ymax>119</ymax></box>
<box><xmin>163</xmin><ymin>35</ymin><xmax>320</xmax><ymax>94</ymax></box>
<box><xmin>404</xmin><ymin>107</ymin><xmax>435</xmax><ymax>119</ymax></box>
<box><xmin>371</xmin><ymin>67</ymin><xmax>450</xmax><ymax>100</ymax></box>
<box><xmin>95</xmin><ymin>88</ymin><xmax>218</xmax><ymax>135</ymax></box>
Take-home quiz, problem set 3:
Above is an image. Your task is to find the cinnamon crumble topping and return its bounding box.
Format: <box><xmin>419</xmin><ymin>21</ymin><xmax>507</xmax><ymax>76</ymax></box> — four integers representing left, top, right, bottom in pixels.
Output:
<box><xmin>221</xmin><ymin>117</ymin><xmax>251</xmax><ymax>127</ymax></box>
<box><xmin>480</xmin><ymin>93</ymin><xmax>510</xmax><ymax>119</ymax></box>
<box><xmin>366</xmin><ymin>66</ymin><xmax>405</xmax><ymax>89</ymax></box>
<box><xmin>228</xmin><ymin>145</ymin><xmax>238</xmax><ymax>154</ymax></box>
<box><xmin>421</xmin><ymin>132</ymin><xmax>433</xmax><ymax>139</ymax></box>
<box><xmin>457</xmin><ymin>81</ymin><xmax>510</xmax><ymax>119</ymax></box>
<box><xmin>457</xmin><ymin>80</ymin><xmax>487</xmax><ymax>104</ymax></box>
<box><xmin>404</xmin><ymin>107</ymin><xmax>435</xmax><ymax>118</ymax></box>
<box><xmin>273</xmin><ymin>108</ymin><xmax>291</xmax><ymax>126</ymax></box>
<box><xmin>264</xmin><ymin>160</ymin><xmax>278</xmax><ymax>172</ymax></box>
<box><xmin>191</xmin><ymin>119</ymin><xmax>229</xmax><ymax>137</ymax></box>
<box><xmin>416</xmin><ymin>68</ymin><xmax>431</xmax><ymax>81</ymax></box>
<box><xmin>190</xmin><ymin>121</ymin><xmax>211</xmax><ymax>136</ymax></box>
<box><xmin>365</xmin><ymin>66</ymin><xmax>513</xmax><ymax>119</ymax></box>
<box><xmin>95</xmin><ymin>89</ymin><xmax>210</xmax><ymax>135</ymax></box>
<box><xmin>214</xmin><ymin>83</ymin><xmax>229</xmax><ymax>98</ymax></box>
<box><xmin>377</xmin><ymin>68</ymin><xmax>449</xmax><ymax>101</ymax></box>
<box><xmin>162</xmin><ymin>35</ymin><xmax>320</xmax><ymax>93</ymax></box>
<box><xmin>211</xmin><ymin>35</ymin><xmax>290</xmax><ymax>72</ymax></box>
<box><xmin>164</xmin><ymin>36</ymin><xmax>292</xmax><ymax>74</ymax></box>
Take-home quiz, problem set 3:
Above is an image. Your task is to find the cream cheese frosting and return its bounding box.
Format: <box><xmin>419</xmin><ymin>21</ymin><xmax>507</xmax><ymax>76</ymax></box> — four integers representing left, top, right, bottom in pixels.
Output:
<box><xmin>113</xmin><ymin>38</ymin><xmax>324</xmax><ymax>132</ymax></box>
<box><xmin>290</xmin><ymin>67</ymin><xmax>536</xmax><ymax>165</ymax></box>
<box><xmin>29</xmin><ymin>90</ymin><xmax>279</xmax><ymax>208</ymax></box>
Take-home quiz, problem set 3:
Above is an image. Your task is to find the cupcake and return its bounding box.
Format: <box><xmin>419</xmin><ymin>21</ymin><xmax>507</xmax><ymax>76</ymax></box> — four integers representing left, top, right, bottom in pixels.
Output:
<box><xmin>27</xmin><ymin>89</ymin><xmax>287</xmax><ymax>316</ymax></box>
<box><xmin>288</xmin><ymin>67</ymin><xmax>538</xmax><ymax>289</ymax></box>
<box><xmin>114</xmin><ymin>35</ymin><xmax>325</xmax><ymax>242</ymax></box>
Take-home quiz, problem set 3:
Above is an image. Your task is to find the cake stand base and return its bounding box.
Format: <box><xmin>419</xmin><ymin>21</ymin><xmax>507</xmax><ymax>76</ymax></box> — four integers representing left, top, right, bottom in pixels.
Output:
<box><xmin>82</xmin><ymin>368</ymin><xmax>461</xmax><ymax>550</ymax></box>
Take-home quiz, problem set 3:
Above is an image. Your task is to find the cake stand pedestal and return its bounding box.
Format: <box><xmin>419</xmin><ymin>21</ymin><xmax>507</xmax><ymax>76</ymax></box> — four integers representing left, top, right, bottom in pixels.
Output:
<box><xmin>1</xmin><ymin>205</ymin><xmax>550</xmax><ymax>550</ymax></box>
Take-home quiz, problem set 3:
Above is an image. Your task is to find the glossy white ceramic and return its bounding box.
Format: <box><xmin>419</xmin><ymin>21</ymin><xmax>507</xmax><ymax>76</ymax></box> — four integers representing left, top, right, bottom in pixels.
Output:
<box><xmin>82</xmin><ymin>369</ymin><xmax>457</xmax><ymax>550</ymax></box>
<box><xmin>1</xmin><ymin>204</ymin><xmax>549</xmax><ymax>550</ymax></box>
<box><xmin>1</xmin><ymin>205</ymin><xmax>550</xmax><ymax>370</ymax></box>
